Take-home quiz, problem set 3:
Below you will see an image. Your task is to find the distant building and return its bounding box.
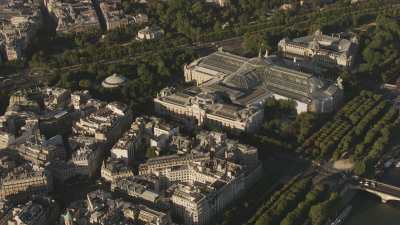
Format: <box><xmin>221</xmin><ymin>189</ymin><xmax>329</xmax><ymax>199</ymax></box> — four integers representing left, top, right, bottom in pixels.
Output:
<box><xmin>69</xmin><ymin>145</ymin><xmax>93</xmax><ymax>176</ymax></box>
<box><xmin>0</xmin><ymin>195</ymin><xmax>56</xmax><ymax>225</ymax></box>
<box><xmin>137</xmin><ymin>26</ymin><xmax>164</xmax><ymax>41</ymax></box>
<box><xmin>156</xmin><ymin>50</ymin><xmax>342</xmax><ymax>132</ymax></box>
<box><xmin>280</xmin><ymin>3</ymin><xmax>294</xmax><ymax>11</ymax></box>
<box><xmin>206</xmin><ymin>0</ymin><xmax>229</xmax><ymax>7</ymax></box>
<box><xmin>112</xmin><ymin>176</ymin><xmax>160</xmax><ymax>203</ymax></box>
<box><xmin>125</xmin><ymin>204</ymin><xmax>170</xmax><ymax>225</ymax></box>
<box><xmin>73</xmin><ymin>102</ymin><xmax>132</xmax><ymax>143</ymax></box>
<box><xmin>8</xmin><ymin>202</ymin><xmax>47</xmax><ymax>225</ymax></box>
<box><xmin>70</xmin><ymin>90</ymin><xmax>91</xmax><ymax>111</ymax></box>
<box><xmin>39</xmin><ymin>110</ymin><xmax>71</xmax><ymax>137</ymax></box>
<box><xmin>46</xmin><ymin>0</ymin><xmax>101</xmax><ymax>33</ymax></box>
<box><xmin>110</xmin><ymin>116</ymin><xmax>181</xmax><ymax>162</ymax></box>
<box><xmin>43</xmin><ymin>87</ymin><xmax>70</xmax><ymax>110</ymax></box>
<box><xmin>101</xmin><ymin>158</ymin><xmax>133</xmax><ymax>183</ymax></box>
<box><xmin>154</xmin><ymin>86</ymin><xmax>265</xmax><ymax>133</ymax></box>
<box><xmin>149</xmin><ymin>117</ymin><xmax>180</xmax><ymax>153</ymax></box>
<box><xmin>110</xmin><ymin>118</ymin><xmax>145</xmax><ymax>163</ymax></box>
<box><xmin>101</xmin><ymin>73</ymin><xmax>127</xmax><ymax>89</ymax></box>
<box><xmin>14</xmin><ymin>135</ymin><xmax>66</xmax><ymax>168</ymax></box>
<box><xmin>0</xmin><ymin>1</ymin><xmax>43</xmax><ymax>60</ymax></box>
<box><xmin>134</xmin><ymin>130</ymin><xmax>261</xmax><ymax>224</ymax></box>
<box><xmin>132</xmin><ymin>13</ymin><xmax>149</xmax><ymax>24</ymax></box>
<box><xmin>157</xmin><ymin>50</ymin><xmax>269</xmax><ymax>133</ymax></box>
<box><xmin>278</xmin><ymin>30</ymin><xmax>359</xmax><ymax>68</ymax></box>
<box><xmin>0</xmin><ymin>155</ymin><xmax>17</xmax><ymax>172</ymax></box>
<box><xmin>99</xmin><ymin>0</ymin><xmax>129</xmax><ymax>30</ymax></box>
<box><xmin>74</xmin><ymin>189</ymin><xmax>170</xmax><ymax>225</ymax></box>
<box><xmin>139</xmin><ymin>140</ymin><xmax>261</xmax><ymax>225</ymax></box>
<box><xmin>0</xmin><ymin>166</ymin><xmax>52</xmax><ymax>200</ymax></box>
<box><xmin>6</xmin><ymin>89</ymin><xmax>43</xmax><ymax>114</ymax></box>
<box><xmin>62</xmin><ymin>210</ymin><xmax>73</xmax><ymax>225</ymax></box>
<box><xmin>6</xmin><ymin>199</ymin><xmax>49</xmax><ymax>225</ymax></box>
<box><xmin>0</xmin><ymin>87</ymin><xmax>73</xmax><ymax>149</ymax></box>
<box><xmin>0</xmin><ymin>199</ymin><xmax>13</xmax><ymax>224</ymax></box>
<box><xmin>0</xmin><ymin>114</ymin><xmax>38</xmax><ymax>149</ymax></box>
<box><xmin>170</xmin><ymin>135</ymin><xmax>193</xmax><ymax>154</ymax></box>
<box><xmin>351</xmin><ymin>0</ymin><xmax>368</xmax><ymax>4</ymax></box>
<box><xmin>46</xmin><ymin>160</ymin><xmax>89</xmax><ymax>182</ymax></box>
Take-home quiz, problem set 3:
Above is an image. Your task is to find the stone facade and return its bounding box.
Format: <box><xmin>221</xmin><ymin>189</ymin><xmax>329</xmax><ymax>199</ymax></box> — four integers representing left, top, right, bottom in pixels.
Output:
<box><xmin>100</xmin><ymin>158</ymin><xmax>133</xmax><ymax>183</ymax></box>
<box><xmin>45</xmin><ymin>0</ymin><xmax>101</xmax><ymax>33</ymax></box>
<box><xmin>156</xmin><ymin>50</ymin><xmax>343</xmax><ymax>133</ymax></box>
<box><xmin>138</xmin><ymin>131</ymin><xmax>261</xmax><ymax>225</ymax></box>
<box><xmin>0</xmin><ymin>167</ymin><xmax>52</xmax><ymax>200</ymax></box>
<box><xmin>0</xmin><ymin>0</ymin><xmax>43</xmax><ymax>60</ymax></box>
<box><xmin>278</xmin><ymin>30</ymin><xmax>358</xmax><ymax>68</ymax></box>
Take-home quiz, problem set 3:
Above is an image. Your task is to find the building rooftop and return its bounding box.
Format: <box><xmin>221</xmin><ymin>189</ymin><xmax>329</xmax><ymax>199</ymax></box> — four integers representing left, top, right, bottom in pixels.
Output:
<box><xmin>158</xmin><ymin>49</ymin><xmax>341</xmax><ymax>131</ymax></box>
<box><xmin>70</xmin><ymin>189</ymin><xmax>169</xmax><ymax>224</ymax></box>
<box><xmin>1</xmin><ymin>165</ymin><xmax>46</xmax><ymax>183</ymax></box>
<box><xmin>113</xmin><ymin>177</ymin><xmax>159</xmax><ymax>202</ymax></box>
<box><xmin>16</xmin><ymin>201</ymin><xmax>44</xmax><ymax>224</ymax></box>
<box><xmin>291</xmin><ymin>30</ymin><xmax>355</xmax><ymax>54</ymax></box>
<box><xmin>102</xmin><ymin>158</ymin><xmax>131</xmax><ymax>173</ymax></box>
<box><xmin>48</xmin><ymin>0</ymin><xmax>101</xmax><ymax>33</ymax></box>
<box><xmin>102</xmin><ymin>73</ymin><xmax>127</xmax><ymax>88</ymax></box>
<box><xmin>193</xmin><ymin>51</ymin><xmax>248</xmax><ymax>77</ymax></box>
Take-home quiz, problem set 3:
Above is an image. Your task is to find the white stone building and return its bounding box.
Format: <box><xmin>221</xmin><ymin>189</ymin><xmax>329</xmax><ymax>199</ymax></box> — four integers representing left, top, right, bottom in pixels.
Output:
<box><xmin>138</xmin><ymin>133</ymin><xmax>262</xmax><ymax>225</ymax></box>
<box><xmin>278</xmin><ymin>30</ymin><xmax>358</xmax><ymax>68</ymax></box>
<box><xmin>155</xmin><ymin>50</ymin><xmax>343</xmax><ymax>129</ymax></box>
<box><xmin>110</xmin><ymin>118</ymin><xmax>145</xmax><ymax>163</ymax></box>
<box><xmin>137</xmin><ymin>26</ymin><xmax>164</xmax><ymax>41</ymax></box>
<box><xmin>101</xmin><ymin>73</ymin><xmax>127</xmax><ymax>89</ymax></box>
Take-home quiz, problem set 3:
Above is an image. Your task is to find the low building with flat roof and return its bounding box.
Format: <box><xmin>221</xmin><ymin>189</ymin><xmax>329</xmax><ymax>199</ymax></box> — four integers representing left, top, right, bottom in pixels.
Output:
<box><xmin>111</xmin><ymin>176</ymin><xmax>160</xmax><ymax>203</ymax></box>
<box><xmin>137</xmin><ymin>26</ymin><xmax>164</xmax><ymax>41</ymax></box>
<box><xmin>132</xmin><ymin>13</ymin><xmax>148</xmax><ymax>24</ymax></box>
